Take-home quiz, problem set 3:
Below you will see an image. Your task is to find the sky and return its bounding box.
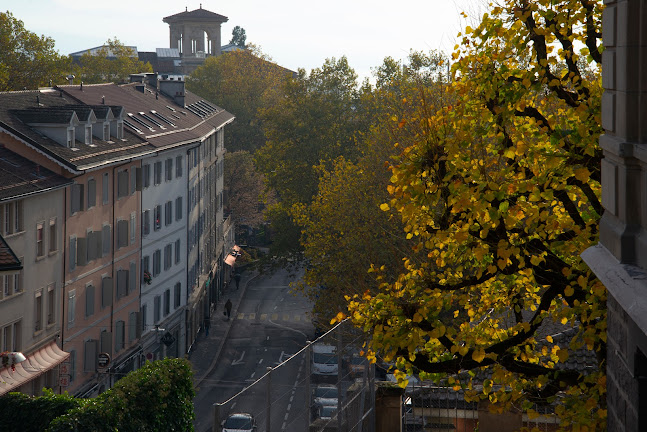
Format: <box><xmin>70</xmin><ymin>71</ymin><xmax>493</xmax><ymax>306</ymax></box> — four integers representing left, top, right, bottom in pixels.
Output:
<box><xmin>7</xmin><ymin>0</ymin><xmax>479</xmax><ymax>82</ymax></box>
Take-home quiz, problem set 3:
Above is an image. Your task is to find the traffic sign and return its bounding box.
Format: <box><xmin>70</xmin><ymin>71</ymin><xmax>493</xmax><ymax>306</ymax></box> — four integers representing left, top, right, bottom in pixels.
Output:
<box><xmin>161</xmin><ymin>332</ymin><xmax>175</xmax><ymax>347</ymax></box>
<box><xmin>97</xmin><ymin>352</ymin><xmax>111</xmax><ymax>368</ymax></box>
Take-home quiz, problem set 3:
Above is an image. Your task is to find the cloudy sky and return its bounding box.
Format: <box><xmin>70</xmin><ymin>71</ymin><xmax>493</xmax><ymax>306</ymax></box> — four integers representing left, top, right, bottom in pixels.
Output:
<box><xmin>8</xmin><ymin>0</ymin><xmax>478</xmax><ymax>81</ymax></box>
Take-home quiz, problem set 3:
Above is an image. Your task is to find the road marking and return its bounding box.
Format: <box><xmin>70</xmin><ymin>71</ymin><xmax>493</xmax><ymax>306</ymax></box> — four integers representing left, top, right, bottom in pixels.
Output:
<box><xmin>231</xmin><ymin>351</ymin><xmax>245</xmax><ymax>366</ymax></box>
<box><xmin>266</xmin><ymin>336</ymin><xmax>270</xmax><ymax>341</ymax></box>
<box><xmin>231</xmin><ymin>402</ymin><xmax>236</xmax><ymax>410</ymax></box>
<box><xmin>289</xmin><ymin>395</ymin><xmax>294</xmax><ymax>403</ymax></box>
<box><xmin>287</xmin><ymin>403</ymin><xmax>291</xmax><ymax>411</ymax></box>
<box><xmin>258</xmin><ymin>358</ymin><xmax>263</xmax><ymax>365</ymax></box>
<box><xmin>282</xmin><ymin>422</ymin><xmax>287</xmax><ymax>430</ymax></box>
<box><xmin>284</xmin><ymin>413</ymin><xmax>289</xmax><ymax>421</ymax></box>
<box><xmin>237</xmin><ymin>313</ymin><xmax>244</xmax><ymax>319</ymax></box>
<box><xmin>271</xmin><ymin>313</ymin><xmax>278</xmax><ymax>320</ymax></box>
<box><xmin>250</xmin><ymin>372</ymin><xmax>255</xmax><ymax>379</ymax></box>
<box><xmin>273</xmin><ymin>305</ymin><xmax>277</xmax><ymax>310</ymax></box>
<box><xmin>260</xmin><ymin>313</ymin><xmax>267</xmax><ymax>320</ymax></box>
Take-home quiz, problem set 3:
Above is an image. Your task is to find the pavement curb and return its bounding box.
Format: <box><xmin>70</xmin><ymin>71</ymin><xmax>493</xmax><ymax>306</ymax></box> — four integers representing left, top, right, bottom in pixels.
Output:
<box><xmin>193</xmin><ymin>271</ymin><xmax>261</xmax><ymax>389</ymax></box>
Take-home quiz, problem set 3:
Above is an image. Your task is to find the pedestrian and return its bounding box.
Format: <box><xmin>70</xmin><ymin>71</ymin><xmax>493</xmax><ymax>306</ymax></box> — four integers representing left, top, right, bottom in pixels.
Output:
<box><xmin>204</xmin><ymin>317</ymin><xmax>210</xmax><ymax>336</ymax></box>
<box><xmin>234</xmin><ymin>272</ymin><xmax>241</xmax><ymax>290</ymax></box>
<box><xmin>225</xmin><ymin>298</ymin><xmax>232</xmax><ymax>320</ymax></box>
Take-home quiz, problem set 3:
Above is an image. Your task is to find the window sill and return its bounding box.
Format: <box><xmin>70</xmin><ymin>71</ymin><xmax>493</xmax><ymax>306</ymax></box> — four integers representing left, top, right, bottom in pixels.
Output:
<box><xmin>3</xmin><ymin>230</ymin><xmax>25</xmax><ymax>238</ymax></box>
<box><xmin>35</xmin><ymin>254</ymin><xmax>46</xmax><ymax>262</ymax></box>
<box><xmin>48</xmin><ymin>249</ymin><xmax>58</xmax><ymax>256</ymax></box>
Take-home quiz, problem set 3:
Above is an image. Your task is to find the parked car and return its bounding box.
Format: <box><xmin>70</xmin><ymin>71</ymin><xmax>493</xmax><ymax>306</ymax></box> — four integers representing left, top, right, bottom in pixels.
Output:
<box><xmin>312</xmin><ymin>384</ymin><xmax>339</xmax><ymax>419</ymax></box>
<box><xmin>347</xmin><ymin>354</ymin><xmax>367</xmax><ymax>378</ymax></box>
<box><xmin>312</xmin><ymin>344</ymin><xmax>338</xmax><ymax>376</ymax></box>
<box><xmin>222</xmin><ymin>413</ymin><xmax>256</xmax><ymax>432</ymax></box>
<box><xmin>317</xmin><ymin>405</ymin><xmax>337</xmax><ymax>421</ymax></box>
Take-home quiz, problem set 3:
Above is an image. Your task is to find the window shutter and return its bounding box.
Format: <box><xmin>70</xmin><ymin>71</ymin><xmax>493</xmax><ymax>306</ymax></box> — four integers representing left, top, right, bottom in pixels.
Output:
<box><xmin>116</xmin><ymin>269</ymin><xmax>128</xmax><ymax>299</ymax></box>
<box><xmin>117</xmin><ymin>171</ymin><xmax>128</xmax><ymax>198</ymax></box>
<box><xmin>69</xmin><ymin>237</ymin><xmax>77</xmax><ymax>271</ymax></box>
<box><xmin>83</xmin><ymin>339</ymin><xmax>97</xmax><ymax>372</ymax></box>
<box><xmin>117</xmin><ymin>220</ymin><xmax>128</xmax><ymax>248</ymax></box>
<box><xmin>102</xmin><ymin>225</ymin><xmax>111</xmax><ymax>256</ymax></box>
<box><xmin>135</xmin><ymin>167</ymin><xmax>142</xmax><ymax>191</ymax></box>
<box><xmin>85</xmin><ymin>285</ymin><xmax>95</xmax><ymax>317</ymax></box>
<box><xmin>87</xmin><ymin>179</ymin><xmax>96</xmax><ymax>208</ymax></box>
<box><xmin>143</xmin><ymin>210</ymin><xmax>150</xmax><ymax>236</ymax></box>
<box><xmin>76</xmin><ymin>237</ymin><xmax>87</xmax><ymax>266</ymax></box>
<box><xmin>115</xmin><ymin>320</ymin><xmax>124</xmax><ymax>351</ymax></box>
<box><xmin>136</xmin><ymin>311</ymin><xmax>142</xmax><ymax>338</ymax></box>
<box><xmin>128</xmin><ymin>312</ymin><xmax>137</xmax><ymax>342</ymax></box>
<box><xmin>129</xmin><ymin>262</ymin><xmax>136</xmax><ymax>293</ymax></box>
<box><xmin>101</xmin><ymin>277</ymin><xmax>113</xmax><ymax>308</ymax></box>
<box><xmin>100</xmin><ymin>330</ymin><xmax>112</xmax><ymax>354</ymax></box>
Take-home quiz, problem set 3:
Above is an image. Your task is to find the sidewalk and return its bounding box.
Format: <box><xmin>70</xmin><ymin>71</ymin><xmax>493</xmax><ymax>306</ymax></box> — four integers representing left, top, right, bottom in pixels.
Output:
<box><xmin>189</xmin><ymin>268</ymin><xmax>258</xmax><ymax>389</ymax></box>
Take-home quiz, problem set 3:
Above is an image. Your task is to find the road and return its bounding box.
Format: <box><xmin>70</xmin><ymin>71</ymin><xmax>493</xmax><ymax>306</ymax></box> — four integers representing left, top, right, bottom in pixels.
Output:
<box><xmin>193</xmin><ymin>267</ymin><xmax>315</xmax><ymax>432</ymax></box>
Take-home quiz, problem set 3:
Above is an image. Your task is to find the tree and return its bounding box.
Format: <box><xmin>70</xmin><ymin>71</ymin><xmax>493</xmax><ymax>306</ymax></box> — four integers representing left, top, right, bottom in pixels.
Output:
<box><xmin>255</xmin><ymin>57</ymin><xmax>368</xmax><ymax>260</ymax></box>
<box><xmin>0</xmin><ymin>11</ymin><xmax>69</xmax><ymax>91</ymax></box>
<box><xmin>187</xmin><ymin>46</ymin><xmax>287</xmax><ymax>154</ymax></box>
<box><xmin>229</xmin><ymin>26</ymin><xmax>247</xmax><ymax>47</ymax></box>
<box><xmin>224</xmin><ymin>150</ymin><xmax>275</xmax><ymax>234</ymax></box>
<box><xmin>345</xmin><ymin>0</ymin><xmax>606</xmax><ymax>428</ymax></box>
<box><xmin>294</xmin><ymin>51</ymin><xmax>449</xmax><ymax>326</ymax></box>
<box><xmin>74</xmin><ymin>38</ymin><xmax>152</xmax><ymax>84</ymax></box>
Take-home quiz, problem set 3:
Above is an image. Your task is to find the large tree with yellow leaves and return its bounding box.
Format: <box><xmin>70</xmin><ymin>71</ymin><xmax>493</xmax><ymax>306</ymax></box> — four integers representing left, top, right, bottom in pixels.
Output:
<box><xmin>345</xmin><ymin>0</ymin><xmax>606</xmax><ymax>428</ymax></box>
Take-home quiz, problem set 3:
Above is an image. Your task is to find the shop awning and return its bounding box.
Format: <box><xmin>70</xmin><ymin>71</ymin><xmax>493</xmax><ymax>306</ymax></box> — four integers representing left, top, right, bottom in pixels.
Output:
<box><xmin>0</xmin><ymin>341</ymin><xmax>70</xmax><ymax>396</ymax></box>
<box><xmin>224</xmin><ymin>254</ymin><xmax>236</xmax><ymax>266</ymax></box>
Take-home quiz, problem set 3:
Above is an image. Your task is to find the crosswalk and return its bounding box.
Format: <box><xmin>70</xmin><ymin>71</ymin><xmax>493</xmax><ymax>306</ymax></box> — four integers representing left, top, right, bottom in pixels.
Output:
<box><xmin>235</xmin><ymin>312</ymin><xmax>311</xmax><ymax>323</ymax></box>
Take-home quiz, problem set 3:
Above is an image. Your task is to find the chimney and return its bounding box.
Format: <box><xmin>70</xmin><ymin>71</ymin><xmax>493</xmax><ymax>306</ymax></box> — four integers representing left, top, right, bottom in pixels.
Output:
<box><xmin>67</xmin><ymin>74</ymin><xmax>75</xmax><ymax>85</ymax></box>
<box><xmin>144</xmin><ymin>72</ymin><xmax>158</xmax><ymax>90</ymax></box>
<box><xmin>158</xmin><ymin>78</ymin><xmax>185</xmax><ymax>108</ymax></box>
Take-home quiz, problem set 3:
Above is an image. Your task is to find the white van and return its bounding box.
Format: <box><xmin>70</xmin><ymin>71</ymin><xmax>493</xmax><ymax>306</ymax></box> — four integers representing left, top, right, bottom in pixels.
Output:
<box><xmin>312</xmin><ymin>344</ymin><xmax>338</xmax><ymax>376</ymax></box>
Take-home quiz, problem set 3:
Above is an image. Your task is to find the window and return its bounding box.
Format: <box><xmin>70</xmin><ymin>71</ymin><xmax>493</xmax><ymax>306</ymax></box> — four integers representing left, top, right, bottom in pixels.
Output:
<box><xmin>1</xmin><ymin>321</ymin><xmax>21</xmax><ymax>352</ymax></box>
<box><xmin>71</xmin><ymin>184</ymin><xmax>84</xmax><ymax>214</ymax></box>
<box><xmin>87</xmin><ymin>178</ymin><xmax>96</xmax><ymax>208</ymax></box>
<box><xmin>100</xmin><ymin>330</ymin><xmax>111</xmax><ymax>355</ymax></box>
<box><xmin>35</xmin><ymin>290</ymin><xmax>42</xmax><ymax>332</ymax></box>
<box><xmin>174</xmin><ymin>282</ymin><xmax>181</xmax><ymax>308</ymax></box>
<box><xmin>164</xmin><ymin>244</ymin><xmax>172</xmax><ymax>270</ymax></box>
<box><xmin>175</xmin><ymin>239</ymin><xmax>181</xmax><ymax>264</ymax></box>
<box><xmin>165</xmin><ymin>158</ymin><xmax>173</xmax><ymax>181</ymax></box>
<box><xmin>117</xmin><ymin>170</ymin><xmax>129</xmax><ymax>198</ymax></box>
<box><xmin>153</xmin><ymin>250</ymin><xmax>161</xmax><ymax>276</ymax></box>
<box><xmin>49</xmin><ymin>218</ymin><xmax>57</xmax><ymax>253</ymax></box>
<box><xmin>143</xmin><ymin>164</ymin><xmax>151</xmax><ymax>188</ymax></box>
<box><xmin>85</xmin><ymin>126</ymin><xmax>92</xmax><ymax>145</ymax></box>
<box><xmin>116</xmin><ymin>269</ymin><xmax>128</xmax><ymax>300</ymax></box>
<box><xmin>36</xmin><ymin>222</ymin><xmax>44</xmax><ymax>257</ymax></box>
<box><xmin>103</xmin><ymin>123</ymin><xmax>110</xmax><ymax>140</ymax></box>
<box><xmin>115</xmin><ymin>320</ymin><xmax>125</xmax><ymax>352</ymax></box>
<box><xmin>175</xmin><ymin>197</ymin><xmax>183</xmax><ymax>221</ymax></box>
<box><xmin>129</xmin><ymin>262</ymin><xmax>136</xmax><ymax>293</ymax></box>
<box><xmin>47</xmin><ymin>284</ymin><xmax>55</xmax><ymax>325</ymax></box>
<box><xmin>67</xmin><ymin>128</ymin><xmax>74</xmax><ymax>147</ymax></box>
<box><xmin>176</xmin><ymin>155</ymin><xmax>183</xmax><ymax>177</ymax></box>
<box><xmin>102</xmin><ymin>173</ymin><xmax>109</xmax><ymax>204</ymax></box>
<box><xmin>154</xmin><ymin>161</ymin><xmax>162</xmax><ymax>185</ymax></box>
<box><xmin>130</xmin><ymin>213</ymin><xmax>136</xmax><ymax>244</ymax></box>
<box><xmin>69</xmin><ymin>236</ymin><xmax>76</xmax><ymax>271</ymax></box>
<box><xmin>143</xmin><ymin>210</ymin><xmax>150</xmax><ymax>236</ymax></box>
<box><xmin>165</xmin><ymin>201</ymin><xmax>172</xmax><ymax>226</ymax></box>
<box><xmin>153</xmin><ymin>205</ymin><xmax>161</xmax><ymax>231</ymax></box>
<box><xmin>154</xmin><ymin>296</ymin><xmax>161</xmax><ymax>323</ymax></box>
<box><xmin>85</xmin><ymin>284</ymin><xmax>95</xmax><ymax>317</ymax></box>
<box><xmin>163</xmin><ymin>289</ymin><xmax>170</xmax><ymax>316</ymax></box>
<box><xmin>68</xmin><ymin>290</ymin><xmax>76</xmax><ymax>328</ymax></box>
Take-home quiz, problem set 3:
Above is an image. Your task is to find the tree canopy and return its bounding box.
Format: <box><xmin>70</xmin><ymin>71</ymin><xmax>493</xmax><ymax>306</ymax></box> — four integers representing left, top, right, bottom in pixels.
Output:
<box><xmin>73</xmin><ymin>38</ymin><xmax>152</xmax><ymax>84</ymax></box>
<box><xmin>229</xmin><ymin>26</ymin><xmax>247</xmax><ymax>47</ymax></box>
<box><xmin>342</xmin><ymin>0</ymin><xmax>606</xmax><ymax>428</ymax></box>
<box><xmin>187</xmin><ymin>46</ymin><xmax>287</xmax><ymax>154</ymax></box>
<box><xmin>0</xmin><ymin>11</ymin><xmax>69</xmax><ymax>91</ymax></box>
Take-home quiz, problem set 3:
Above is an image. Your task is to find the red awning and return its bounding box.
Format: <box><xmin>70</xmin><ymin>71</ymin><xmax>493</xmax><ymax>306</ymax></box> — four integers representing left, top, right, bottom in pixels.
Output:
<box><xmin>224</xmin><ymin>254</ymin><xmax>236</xmax><ymax>266</ymax></box>
<box><xmin>0</xmin><ymin>341</ymin><xmax>70</xmax><ymax>396</ymax></box>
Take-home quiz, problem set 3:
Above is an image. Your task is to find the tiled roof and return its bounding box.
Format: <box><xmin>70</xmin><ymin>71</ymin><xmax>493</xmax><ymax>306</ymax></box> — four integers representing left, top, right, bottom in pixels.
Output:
<box><xmin>0</xmin><ymin>234</ymin><xmax>21</xmax><ymax>270</ymax></box>
<box><xmin>163</xmin><ymin>7</ymin><xmax>228</xmax><ymax>23</ymax></box>
<box><xmin>0</xmin><ymin>146</ymin><xmax>72</xmax><ymax>201</ymax></box>
<box><xmin>12</xmin><ymin>108</ymin><xmax>77</xmax><ymax>125</ymax></box>
<box><xmin>0</xmin><ymin>90</ymin><xmax>154</xmax><ymax>172</ymax></box>
<box><xmin>60</xmin><ymin>83</ymin><xmax>234</xmax><ymax>149</ymax></box>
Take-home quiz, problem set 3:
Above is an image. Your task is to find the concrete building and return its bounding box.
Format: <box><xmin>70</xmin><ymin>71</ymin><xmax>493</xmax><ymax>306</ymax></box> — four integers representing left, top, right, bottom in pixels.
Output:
<box><xmin>581</xmin><ymin>0</ymin><xmax>647</xmax><ymax>430</ymax></box>
<box><xmin>0</xmin><ymin>148</ymin><xmax>72</xmax><ymax>397</ymax></box>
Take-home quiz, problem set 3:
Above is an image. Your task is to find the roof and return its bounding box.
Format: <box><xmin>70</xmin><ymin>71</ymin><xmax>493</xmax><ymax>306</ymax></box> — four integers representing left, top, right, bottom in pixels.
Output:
<box><xmin>60</xmin><ymin>82</ymin><xmax>234</xmax><ymax>149</ymax></box>
<box><xmin>0</xmin><ymin>90</ymin><xmax>154</xmax><ymax>173</ymax></box>
<box><xmin>69</xmin><ymin>45</ymin><xmax>138</xmax><ymax>58</ymax></box>
<box><xmin>163</xmin><ymin>7</ymin><xmax>228</xmax><ymax>24</ymax></box>
<box><xmin>0</xmin><ymin>234</ymin><xmax>21</xmax><ymax>270</ymax></box>
<box><xmin>156</xmin><ymin>48</ymin><xmax>180</xmax><ymax>58</ymax></box>
<box><xmin>0</xmin><ymin>146</ymin><xmax>72</xmax><ymax>202</ymax></box>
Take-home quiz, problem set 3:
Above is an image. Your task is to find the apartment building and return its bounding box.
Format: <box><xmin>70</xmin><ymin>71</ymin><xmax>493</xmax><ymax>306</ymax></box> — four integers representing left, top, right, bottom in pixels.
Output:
<box><xmin>0</xmin><ymin>147</ymin><xmax>72</xmax><ymax>396</ymax></box>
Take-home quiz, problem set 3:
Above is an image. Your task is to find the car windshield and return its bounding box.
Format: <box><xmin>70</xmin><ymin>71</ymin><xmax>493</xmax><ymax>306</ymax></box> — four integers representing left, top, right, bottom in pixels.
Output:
<box><xmin>350</xmin><ymin>357</ymin><xmax>365</xmax><ymax>365</ymax></box>
<box><xmin>313</xmin><ymin>353</ymin><xmax>336</xmax><ymax>365</ymax></box>
<box><xmin>224</xmin><ymin>415</ymin><xmax>252</xmax><ymax>429</ymax></box>
<box><xmin>314</xmin><ymin>387</ymin><xmax>338</xmax><ymax>398</ymax></box>
<box><xmin>320</xmin><ymin>406</ymin><xmax>336</xmax><ymax>418</ymax></box>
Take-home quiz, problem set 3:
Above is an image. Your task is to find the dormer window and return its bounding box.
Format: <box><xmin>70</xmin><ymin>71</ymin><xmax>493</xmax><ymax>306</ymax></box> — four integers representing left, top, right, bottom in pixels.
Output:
<box><xmin>117</xmin><ymin>121</ymin><xmax>124</xmax><ymax>139</ymax></box>
<box><xmin>103</xmin><ymin>124</ymin><xmax>110</xmax><ymax>141</ymax></box>
<box><xmin>85</xmin><ymin>126</ymin><xmax>92</xmax><ymax>145</ymax></box>
<box><xmin>67</xmin><ymin>128</ymin><xmax>75</xmax><ymax>148</ymax></box>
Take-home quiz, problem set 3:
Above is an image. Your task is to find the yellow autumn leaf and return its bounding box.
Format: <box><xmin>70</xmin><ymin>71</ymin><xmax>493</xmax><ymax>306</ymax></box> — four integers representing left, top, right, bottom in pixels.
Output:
<box><xmin>472</xmin><ymin>348</ymin><xmax>486</xmax><ymax>363</ymax></box>
<box><xmin>379</xmin><ymin>203</ymin><xmax>390</xmax><ymax>211</ymax></box>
